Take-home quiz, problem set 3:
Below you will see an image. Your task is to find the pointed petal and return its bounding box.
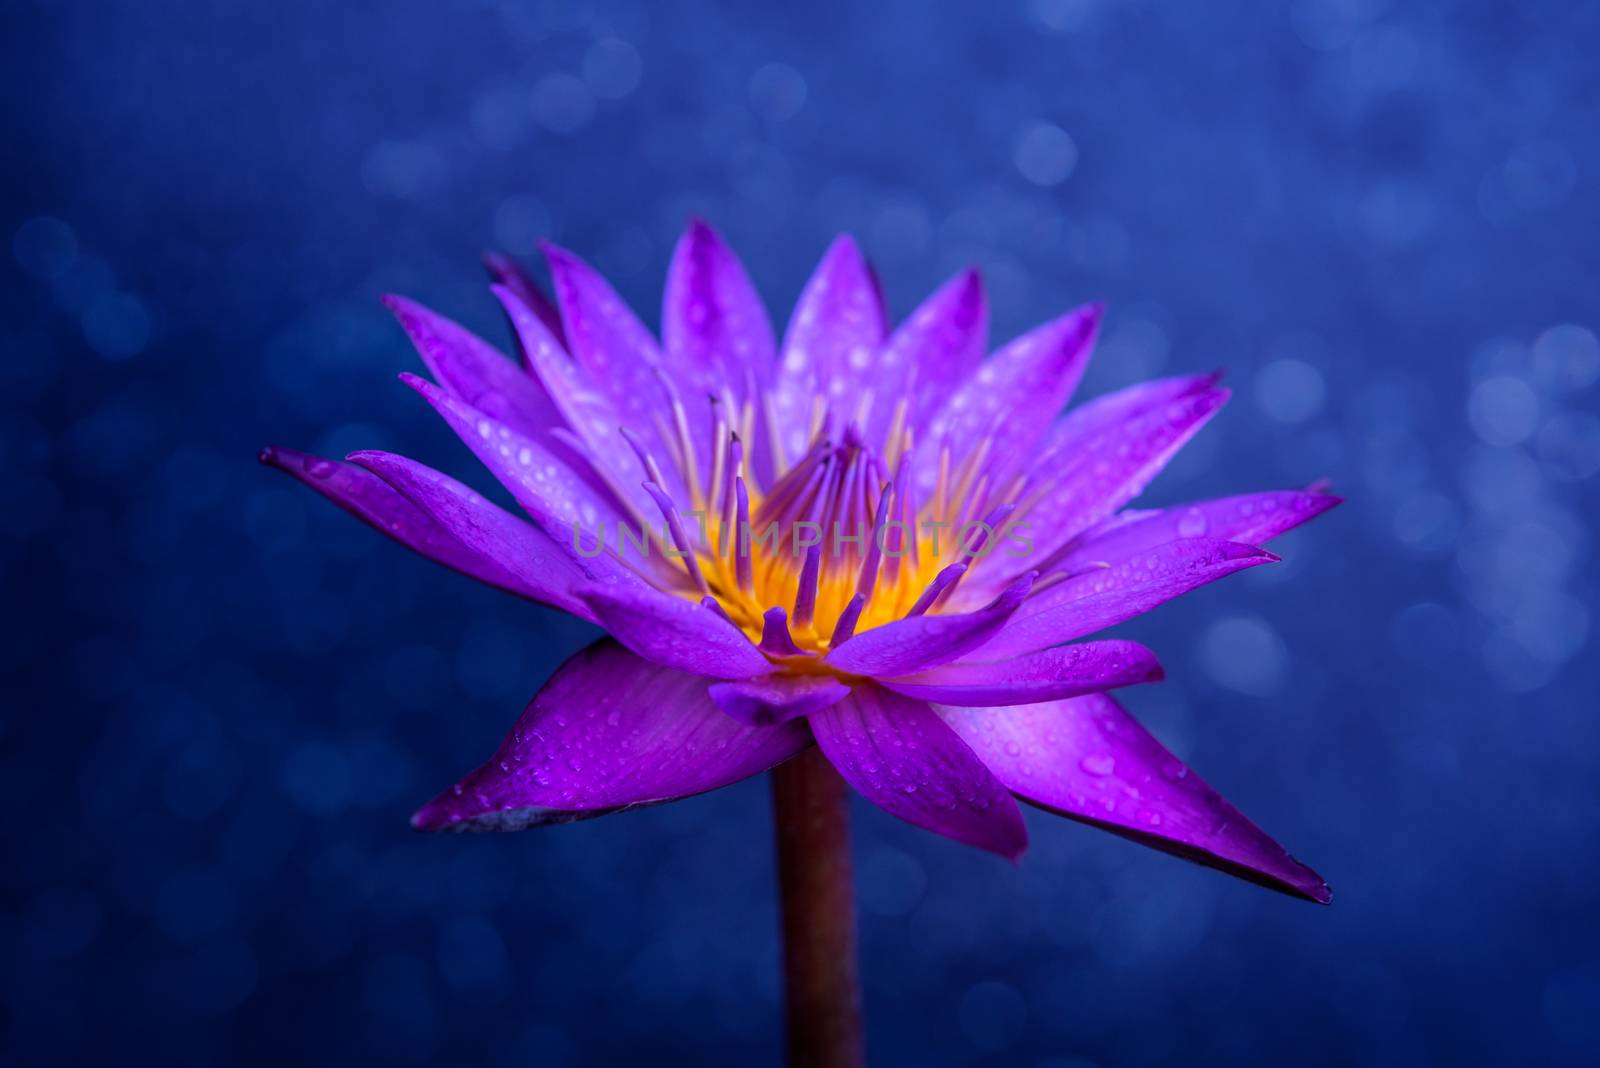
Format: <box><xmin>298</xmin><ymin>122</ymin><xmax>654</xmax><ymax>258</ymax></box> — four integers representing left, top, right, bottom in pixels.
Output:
<box><xmin>259</xmin><ymin>446</ymin><xmax>561</xmax><ymax>605</ymax></box>
<box><xmin>412</xmin><ymin>640</ymin><xmax>811</xmax><ymax>831</ymax></box>
<box><xmin>880</xmin><ymin>641</ymin><xmax>1163</xmax><ymax>706</ymax></box>
<box><xmin>707</xmin><ymin>675</ymin><xmax>852</xmax><ymax>726</ymax></box>
<box><xmin>345</xmin><ymin>450</ymin><xmax>595</xmax><ymax>621</ymax></box>
<box><xmin>581</xmin><ymin>583</ymin><xmax>772</xmax><ymax>679</ymax></box>
<box><xmin>770</xmin><ymin>236</ymin><xmax>888</xmax><ymax>462</ymax></box>
<box><xmin>868</xmin><ymin>268</ymin><xmax>988</xmax><ymax>448</ymax></box>
<box><xmin>481</xmin><ymin>250</ymin><xmax>566</xmax><ymax>353</ymax></box>
<box><xmin>979</xmin><ymin>539</ymin><xmax>1276</xmax><ymax>659</ymax></box>
<box><xmin>914</xmin><ymin>304</ymin><xmax>1101</xmax><ymax>498</ymax></box>
<box><xmin>492</xmin><ymin>284</ymin><xmax>656</xmax><ymax>522</ymax></box>
<box><xmin>810</xmin><ymin>687</ymin><xmax>1027</xmax><ymax>859</ymax></box>
<box><xmin>663</xmin><ymin>219</ymin><xmax>776</xmax><ymax>398</ymax></box>
<box><xmin>1060</xmin><ymin>489</ymin><xmax>1342</xmax><ymax>567</ymax></box>
<box><xmin>939</xmin><ymin>694</ymin><xmax>1330</xmax><ymax>902</ymax></box>
<box><xmin>1042</xmin><ymin>371</ymin><xmax>1221</xmax><ymax>452</ymax></box>
<box><xmin>382</xmin><ymin>294</ymin><xmax>562</xmax><ymax>437</ymax></box>
<box><xmin>542</xmin><ymin>242</ymin><xmax>695</xmax><ymax>502</ymax></box>
<box><xmin>1016</xmin><ymin>386</ymin><xmax>1229</xmax><ymax>565</ymax></box>
<box><xmin>824</xmin><ymin>574</ymin><xmax>1034</xmax><ymax>677</ymax></box>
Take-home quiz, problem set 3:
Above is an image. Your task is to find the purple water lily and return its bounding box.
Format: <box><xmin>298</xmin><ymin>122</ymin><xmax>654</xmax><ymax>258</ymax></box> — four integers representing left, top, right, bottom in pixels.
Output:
<box><xmin>263</xmin><ymin>222</ymin><xmax>1337</xmax><ymax>904</ymax></box>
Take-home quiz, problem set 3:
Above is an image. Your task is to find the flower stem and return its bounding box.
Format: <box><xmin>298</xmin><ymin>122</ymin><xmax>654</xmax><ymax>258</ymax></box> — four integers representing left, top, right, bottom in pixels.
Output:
<box><xmin>771</xmin><ymin>747</ymin><xmax>865</xmax><ymax>1068</ymax></box>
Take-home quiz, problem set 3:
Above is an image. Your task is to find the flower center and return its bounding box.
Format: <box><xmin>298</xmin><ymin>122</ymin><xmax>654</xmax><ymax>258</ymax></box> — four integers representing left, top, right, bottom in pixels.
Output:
<box><xmin>624</xmin><ymin>393</ymin><xmax>1023</xmax><ymax>655</ymax></box>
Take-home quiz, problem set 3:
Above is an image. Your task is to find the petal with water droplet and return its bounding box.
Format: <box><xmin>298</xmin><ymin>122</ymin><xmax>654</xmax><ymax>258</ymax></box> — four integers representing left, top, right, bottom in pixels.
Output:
<box><xmin>937</xmin><ymin>693</ymin><xmax>1329</xmax><ymax>902</ymax></box>
<box><xmin>413</xmin><ymin>640</ymin><xmax>810</xmax><ymax>831</ymax></box>
<box><xmin>811</xmin><ymin>686</ymin><xmax>1027</xmax><ymax>859</ymax></box>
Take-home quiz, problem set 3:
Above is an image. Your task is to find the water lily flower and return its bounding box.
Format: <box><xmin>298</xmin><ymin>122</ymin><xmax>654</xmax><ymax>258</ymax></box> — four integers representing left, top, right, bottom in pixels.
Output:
<box><xmin>262</xmin><ymin>222</ymin><xmax>1337</xmax><ymax>904</ymax></box>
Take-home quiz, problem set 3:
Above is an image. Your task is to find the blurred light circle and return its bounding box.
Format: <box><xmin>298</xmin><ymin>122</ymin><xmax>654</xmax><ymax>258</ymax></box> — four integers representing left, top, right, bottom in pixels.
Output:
<box><xmin>748</xmin><ymin>62</ymin><xmax>807</xmax><ymax>121</ymax></box>
<box><xmin>1536</xmin><ymin>412</ymin><xmax>1600</xmax><ymax>481</ymax></box>
<box><xmin>1202</xmin><ymin>616</ymin><xmax>1290</xmax><ymax>697</ymax></box>
<box><xmin>583</xmin><ymin>38</ymin><xmax>642</xmax><ymax>100</ymax></box>
<box><xmin>1360</xmin><ymin>180</ymin><xmax>1434</xmax><ymax>248</ymax></box>
<box><xmin>1029</xmin><ymin>0</ymin><xmax>1097</xmax><ymax>33</ymax></box>
<box><xmin>869</xmin><ymin>198</ymin><xmax>932</xmax><ymax>262</ymax></box>
<box><xmin>1512</xmin><ymin>590</ymin><xmax>1588</xmax><ymax>665</ymax></box>
<box><xmin>1391</xmin><ymin>490</ymin><xmax>1460</xmax><ymax>554</ymax></box>
<box><xmin>21</xmin><ymin>887</ymin><xmax>102</xmax><ymax>960</ymax></box>
<box><xmin>858</xmin><ymin>846</ymin><xmax>927</xmax><ymax>917</ymax></box>
<box><xmin>1254</xmin><ymin>358</ymin><xmax>1326</xmax><ymax>424</ymax></box>
<box><xmin>361</xmin><ymin>139</ymin><xmax>445</xmax><ymax>199</ymax></box>
<box><xmin>531</xmin><ymin>73</ymin><xmax>596</xmax><ymax>134</ymax></box>
<box><xmin>82</xmin><ymin>292</ymin><xmax>151</xmax><ymax>360</ymax></box>
<box><xmin>471</xmin><ymin>89</ymin><xmax>532</xmax><ymax>150</ymax></box>
<box><xmin>1462</xmin><ymin>445</ymin><xmax>1542</xmax><ymax>515</ymax></box>
<box><xmin>493</xmin><ymin>194</ymin><xmax>554</xmax><ymax>254</ymax></box>
<box><xmin>13</xmin><ymin>216</ymin><xmax>79</xmax><ymax>279</ymax></box>
<box><xmin>1503</xmin><ymin>142</ymin><xmax>1577</xmax><ymax>212</ymax></box>
<box><xmin>1531</xmin><ymin>323</ymin><xmax>1600</xmax><ymax>391</ymax></box>
<box><xmin>282</xmin><ymin>741</ymin><xmax>354</xmax><ymax>814</ymax></box>
<box><xmin>1468</xmin><ymin>375</ymin><xmax>1540</xmax><ymax>446</ymax></box>
<box><xmin>1013</xmin><ymin>121</ymin><xmax>1078</xmax><ymax>187</ymax></box>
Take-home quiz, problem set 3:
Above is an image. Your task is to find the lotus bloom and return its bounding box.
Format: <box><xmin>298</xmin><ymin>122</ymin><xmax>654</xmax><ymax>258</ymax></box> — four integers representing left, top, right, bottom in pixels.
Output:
<box><xmin>263</xmin><ymin>222</ymin><xmax>1337</xmax><ymax>903</ymax></box>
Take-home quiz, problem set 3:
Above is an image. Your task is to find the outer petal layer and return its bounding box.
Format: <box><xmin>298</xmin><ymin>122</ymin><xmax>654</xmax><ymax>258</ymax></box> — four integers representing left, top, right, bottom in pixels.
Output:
<box><xmin>383</xmin><ymin>295</ymin><xmax>561</xmax><ymax>437</ymax></box>
<box><xmin>810</xmin><ymin>687</ymin><xmax>1028</xmax><ymax>859</ymax></box>
<box><xmin>260</xmin><ymin>446</ymin><xmax>558</xmax><ymax>604</ymax></box>
<box><xmin>978</xmin><ymin>539</ymin><xmax>1275</xmax><ymax>659</ymax></box>
<box><xmin>707</xmin><ymin>675</ymin><xmax>852</xmax><ymax>726</ymax></box>
<box><xmin>915</xmin><ymin>304</ymin><xmax>1101</xmax><ymax>497</ymax></box>
<box><xmin>771</xmin><ymin>236</ymin><xmax>887</xmax><ymax>461</ymax></box>
<box><xmin>346</xmin><ymin>450</ymin><xmax>595</xmax><ymax>621</ymax></box>
<box><xmin>413</xmin><ymin>640</ymin><xmax>811</xmax><ymax>831</ymax></box>
<box><xmin>824</xmin><ymin>574</ymin><xmax>1035</xmax><ymax>677</ymax></box>
<box><xmin>581</xmin><ymin>584</ymin><xmax>773</xmax><ymax>679</ymax></box>
<box><xmin>1059</xmin><ymin>489</ymin><xmax>1342</xmax><ymax>566</ymax></box>
<box><xmin>879</xmin><ymin>641</ymin><xmax>1163</xmax><ymax>706</ymax></box>
<box><xmin>865</xmin><ymin>268</ymin><xmax>988</xmax><ymax>449</ymax></box>
<box><xmin>938</xmin><ymin>694</ymin><xmax>1330</xmax><ymax>902</ymax></box>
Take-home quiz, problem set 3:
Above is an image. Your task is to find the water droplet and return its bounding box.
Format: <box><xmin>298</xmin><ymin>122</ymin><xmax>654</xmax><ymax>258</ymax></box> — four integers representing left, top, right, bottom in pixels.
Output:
<box><xmin>1177</xmin><ymin>508</ymin><xmax>1208</xmax><ymax>538</ymax></box>
<box><xmin>1080</xmin><ymin>753</ymin><xmax>1116</xmax><ymax>776</ymax></box>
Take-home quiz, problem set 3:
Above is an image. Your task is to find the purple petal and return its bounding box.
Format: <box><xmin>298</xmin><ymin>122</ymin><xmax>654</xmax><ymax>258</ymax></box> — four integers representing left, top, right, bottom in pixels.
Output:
<box><xmin>914</xmin><ymin>304</ymin><xmax>1101</xmax><ymax>498</ymax></box>
<box><xmin>810</xmin><ymin>687</ymin><xmax>1027</xmax><ymax>859</ymax></box>
<box><xmin>1041</xmin><ymin>371</ymin><xmax>1222</xmax><ymax>452</ymax></box>
<box><xmin>1037</xmin><ymin>385</ymin><xmax>1228</xmax><ymax>543</ymax></box>
<box><xmin>824</xmin><ymin>574</ymin><xmax>1034</xmax><ymax>677</ymax></box>
<box><xmin>663</xmin><ymin>219</ymin><xmax>776</xmax><ymax>398</ymax></box>
<box><xmin>770</xmin><ymin>235</ymin><xmax>888</xmax><ymax>462</ymax></box>
<box><xmin>967</xmin><ymin>385</ymin><xmax>1230</xmax><ymax>598</ymax></box>
<box><xmin>581</xmin><ymin>583</ymin><xmax>772</xmax><ymax>679</ymax></box>
<box><xmin>382</xmin><ymin>294</ymin><xmax>562</xmax><ymax>438</ymax></box>
<box><xmin>1059</xmin><ymin>489</ymin><xmax>1343</xmax><ymax>567</ymax></box>
<box><xmin>978</xmin><ymin>539</ymin><xmax>1276</xmax><ymax>659</ymax></box>
<box><xmin>260</xmin><ymin>446</ymin><xmax>559</xmax><ymax>604</ymax></box>
<box><xmin>542</xmin><ymin>242</ymin><xmax>695</xmax><ymax>502</ymax></box>
<box><xmin>481</xmin><ymin>249</ymin><xmax>566</xmax><ymax>354</ymax></box>
<box><xmin>880</xmin><ymin>641</ymin><xmax>1163</xmax><ymax>706</ymax></box>
<box><xmin>345</xmin><ymin>450</ymin><xmax>595</xmax><ymax>621</ymax></box>
<box><xmin>938</xmin><ymin>694</ymin><xmax>1330</xmax><ymax>902</ymax></box>
<box><xmin>662</xmin><ymin>220</ymin><xmax>778</xmax><ymax>481</ymax></box>
<box><xmin>402</xmin><ymin>373</ymin><xmax>614</xmax><ymax>528</ymax></box>
<box><xmin>866</xmin><ymin>268</ymin><xmax>987</xmax><ymax>449</ymax></box>
<box><xmin>413</xmin><ymin>640</ymin><xmax>811</xmax><ymax>831</ymax></box>
<box><xmin>707</xmin><ymin>675</ymin><xmax>852</xmax><ymax>726</ymax></box>
<box><xmin>491</xmin><ymin>284</ymin><xmax>656</xmax><ymax>522</ymax></box>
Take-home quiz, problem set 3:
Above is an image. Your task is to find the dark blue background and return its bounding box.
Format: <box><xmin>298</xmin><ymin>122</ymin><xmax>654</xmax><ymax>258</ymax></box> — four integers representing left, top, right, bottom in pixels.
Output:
<box><xmin>5</xmin><ymin>0</ymin><xmax>1598</xmax><ymax>1064</ymax></box>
